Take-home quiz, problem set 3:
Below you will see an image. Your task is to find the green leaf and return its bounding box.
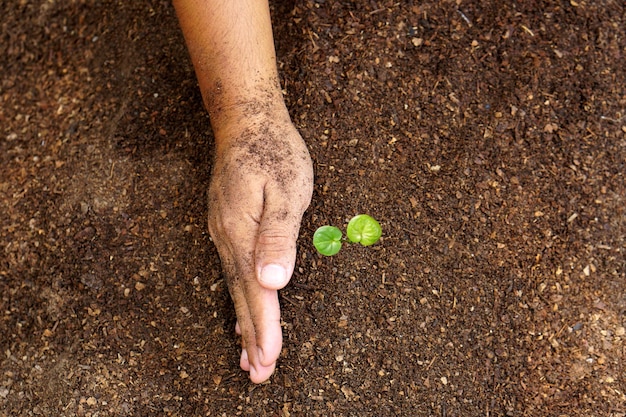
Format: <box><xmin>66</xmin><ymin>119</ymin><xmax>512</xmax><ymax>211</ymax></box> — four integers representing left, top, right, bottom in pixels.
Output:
<box><xmin>346</xmin><ymin>214</ymin><xmax>382</xmax><ymax>246</ymax></box>
<box><xmin>313</xmin><ymin>225</ymin><xmax>343</xmax><ymax>256</ymax></box>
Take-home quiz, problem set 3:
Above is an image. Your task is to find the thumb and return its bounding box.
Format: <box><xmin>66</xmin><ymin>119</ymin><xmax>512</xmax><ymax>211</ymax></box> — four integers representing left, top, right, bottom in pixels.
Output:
<box><xmin>255</xmin><ymin>209</ymin><xmax>302</xmax><ymax>291</ymax></box>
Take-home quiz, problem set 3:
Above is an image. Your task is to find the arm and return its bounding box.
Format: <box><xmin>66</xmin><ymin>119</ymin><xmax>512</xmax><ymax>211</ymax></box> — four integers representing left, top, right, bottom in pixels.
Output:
<box><xmin>173</xmin><ymin>0</ymin><xmax>283</xmax><ymax>139</ymax></box>
<box><xmin>173</xmin><ymin>0</ymin><xmax>314</xmax><ymax>384</ymax></box>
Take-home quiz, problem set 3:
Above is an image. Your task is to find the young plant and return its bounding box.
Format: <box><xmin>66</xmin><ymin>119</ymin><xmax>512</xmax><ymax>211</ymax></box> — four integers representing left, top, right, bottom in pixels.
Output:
<box><xmin>313</xmin><ymin>214</ymin><xmax>382</xmax><ymax>256</ymax></box>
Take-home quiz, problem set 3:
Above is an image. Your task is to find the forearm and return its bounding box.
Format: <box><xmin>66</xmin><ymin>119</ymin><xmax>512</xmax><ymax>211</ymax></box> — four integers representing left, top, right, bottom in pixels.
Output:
<box><xmin>173</xmin><ymin>0</ymin><xmax>285</xmax><ymax>139</ymax></box>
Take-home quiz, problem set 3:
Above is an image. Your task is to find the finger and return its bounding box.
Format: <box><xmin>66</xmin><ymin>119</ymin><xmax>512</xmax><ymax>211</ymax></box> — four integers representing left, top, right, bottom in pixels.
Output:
<box><xmin>208</xmin><ymin>224</ymin><xmax>266</xmax><ymax>380</ymax></box>
<box><xmin>233</xmin><ymin>259</ymin><xmax>282</xmax><ymax>382</ymax></box>
<box><xmin>240</xmin><ymin>347</ymin><xmax>250</xmax><ymax>372</ymax></box>
<box><xmin>255</xmin><ymin>183</ymin><xmax>310</xmax><ymax>290</ymax></box>
<box><xmin>229</xmin><ymin>273</ymin><xmax>266</xmax><ymax>379</ymax></box>
<box><xmin>233</xmin><ymin>184</ymin><xmax>305</xmax><ymax>379</ymax></box>
<box><xmin>243</xmin><ymin>280</ymin><xmax>283</xmax><ymax>367</ymax></box>
<box><xmin>212</xmin><ymin>211</ymin><xmax>282</xmax><ymax>383</ymax></box>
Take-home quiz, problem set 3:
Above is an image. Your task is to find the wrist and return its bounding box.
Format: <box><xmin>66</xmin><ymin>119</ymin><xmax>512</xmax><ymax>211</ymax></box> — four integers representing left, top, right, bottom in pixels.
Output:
<box><xmin>205</xmin><ymin>83</ymin><xmax>292</xmax><ymax>146</ymax></box>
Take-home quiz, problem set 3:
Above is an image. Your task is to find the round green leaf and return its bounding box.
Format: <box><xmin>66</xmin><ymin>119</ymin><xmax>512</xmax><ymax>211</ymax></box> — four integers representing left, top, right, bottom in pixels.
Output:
<box><xmin>313</xmin><ymin>225</ymin><xmax>343</xmax><ymax>256</ymax></box>
<box><xmin>346</xmin><ymin>214</ymin><xmax>382</xmax><ymax>246</ymax></box>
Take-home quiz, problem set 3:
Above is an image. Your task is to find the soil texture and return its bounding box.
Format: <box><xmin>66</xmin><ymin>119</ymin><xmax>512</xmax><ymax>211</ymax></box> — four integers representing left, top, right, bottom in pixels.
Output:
<box><xmin>1</xmin><ymin>1</ymin><xmax>625</xmax><ymax>416</ymax></box>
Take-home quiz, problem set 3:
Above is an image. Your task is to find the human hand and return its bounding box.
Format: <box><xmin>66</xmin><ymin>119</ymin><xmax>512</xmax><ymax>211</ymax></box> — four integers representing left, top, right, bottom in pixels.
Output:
<box><xmin>207</xmin><ymin>106</ymin><xmax>314</xmax><ymax>383</ymax></box>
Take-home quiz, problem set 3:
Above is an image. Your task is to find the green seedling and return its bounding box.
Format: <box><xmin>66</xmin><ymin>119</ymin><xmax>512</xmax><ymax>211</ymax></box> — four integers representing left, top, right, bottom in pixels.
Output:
<box><xmin>313</xmin><ymin>214</ymin><xmax>382</xmax><ymax>256</ymax></box>
<box><xmin>313</xmin><ymin>225</ymin><xmax>343</xmax><ymax>256</ymax></box>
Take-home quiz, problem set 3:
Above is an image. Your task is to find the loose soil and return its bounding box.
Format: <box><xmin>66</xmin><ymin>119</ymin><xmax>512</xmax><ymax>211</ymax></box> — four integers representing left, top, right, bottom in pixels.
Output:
<box><xmin>1</xmin><ymin>1</ymin><xmax>625</xmax><ymax>416</ymax></box>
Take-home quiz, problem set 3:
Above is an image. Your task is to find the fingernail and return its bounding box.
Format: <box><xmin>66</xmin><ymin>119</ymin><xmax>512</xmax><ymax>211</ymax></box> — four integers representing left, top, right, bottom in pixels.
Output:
<box><xmin>260</xmin><ymin>264</ymin><xmax>287</xmax><ymax>289</ymax></box>
<box><xmin>257</xmin><ymin>347</ymin><xmax>265</xmax><ymax>365</ymax></box>
<box><xmin>249</xmin><ymin>364</ymin><xmax>258</xmax><ymax>380</ymax></box>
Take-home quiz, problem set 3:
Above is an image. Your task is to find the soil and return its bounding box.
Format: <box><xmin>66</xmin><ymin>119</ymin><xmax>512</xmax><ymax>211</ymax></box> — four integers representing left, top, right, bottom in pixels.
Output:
<box><xmin>1</xmin><ymin>1</ymin><xmax>625</xmax><ymax>416</ymax></box>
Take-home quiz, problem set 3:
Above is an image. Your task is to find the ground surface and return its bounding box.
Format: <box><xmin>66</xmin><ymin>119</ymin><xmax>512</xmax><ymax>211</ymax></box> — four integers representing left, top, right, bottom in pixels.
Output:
<box><xmin>1</xmin><ymin>1</ymin><xmax>625</xmax><ymax>416</ymax></box>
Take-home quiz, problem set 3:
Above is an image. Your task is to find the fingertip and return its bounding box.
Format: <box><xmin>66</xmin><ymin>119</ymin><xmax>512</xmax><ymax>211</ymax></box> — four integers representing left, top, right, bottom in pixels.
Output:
<box><xmin>240</xmin><ymin>348</ymin><xmax>250</xmax><ymax>371</ymax></box>
<box><xmin>248</xmin><ymin>361</ymin><xmax>276</xmax><ymax>384</ymax></box>
<box><xmin>248</xmin><ymin>363</ymin><xmax>259</xmax><ymax>382</ymax></box>
<box><xmin>257</xmin><ymin>346</ymin><xmax>267</xmax><ymax>367</ymax></box>
<box><xmin>258</xmin><ymin>330</ymin><xmax>283</xmax><ymax>367</ymax></box>
<box><xmin>259</xmin><ymin>264</ymin><xmax>289</xmax><ymax>290</ymax></box>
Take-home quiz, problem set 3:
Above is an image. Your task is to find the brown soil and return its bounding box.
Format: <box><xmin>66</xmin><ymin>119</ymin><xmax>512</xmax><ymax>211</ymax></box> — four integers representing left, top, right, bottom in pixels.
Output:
<box><xmin>1</xmin><ymin>1</ymin><xmax>625</xmax><ymax>416</ymax></box>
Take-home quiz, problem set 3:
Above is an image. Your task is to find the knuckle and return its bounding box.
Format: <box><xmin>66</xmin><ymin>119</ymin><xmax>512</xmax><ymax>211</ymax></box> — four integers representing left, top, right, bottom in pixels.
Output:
<box><xmin>256</xmin><ymin>231</ymin><xmax>296</xmax><ymax>253</ymax></box>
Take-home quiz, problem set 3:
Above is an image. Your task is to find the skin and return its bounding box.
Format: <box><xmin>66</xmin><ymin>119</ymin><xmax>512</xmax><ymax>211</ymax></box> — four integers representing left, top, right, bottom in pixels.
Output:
<box><xmin>173</xmin><ymin>0</ymin><xmax>314</xmax><ymax>383</ymax></box>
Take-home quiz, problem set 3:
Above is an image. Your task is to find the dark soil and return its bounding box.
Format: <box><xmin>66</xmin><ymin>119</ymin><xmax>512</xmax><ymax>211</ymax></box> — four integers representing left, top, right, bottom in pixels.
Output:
<box><xmin>1</xmin><ymin>1</ymin><xmax>625</xmax><ymax>416</ymax></box>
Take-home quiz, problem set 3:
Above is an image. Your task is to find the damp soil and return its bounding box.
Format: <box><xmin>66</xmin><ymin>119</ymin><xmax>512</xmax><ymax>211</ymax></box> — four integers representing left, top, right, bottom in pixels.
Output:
<box><xmin>1</xmin><ymin>1</ymin><xmax>625</xmax><ymax>416</ymax></box>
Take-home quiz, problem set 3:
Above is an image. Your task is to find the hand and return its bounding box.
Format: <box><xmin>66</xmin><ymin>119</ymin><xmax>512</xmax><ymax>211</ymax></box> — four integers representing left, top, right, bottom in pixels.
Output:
<box><xmin>207</xmin><ymin>106</ymin><xmax>314</xmax><ymax>383</ymax></box>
